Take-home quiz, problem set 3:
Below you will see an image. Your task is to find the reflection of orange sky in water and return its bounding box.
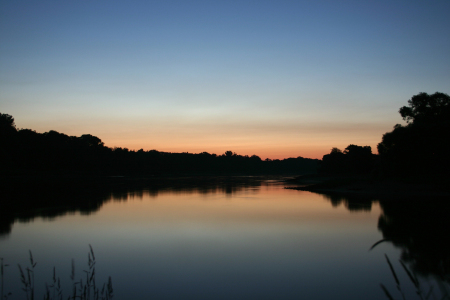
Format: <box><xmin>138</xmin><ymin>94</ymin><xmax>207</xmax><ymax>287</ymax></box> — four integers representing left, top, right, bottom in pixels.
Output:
<box><xmin>57</xmin><ymin>187</ymin><xmax>380</xmax><ymax>251</ymax></box>
<box><xmin>95</xmin><ymin>186</ymin><xmax>381</xmax><ymax>232</ymax></box>
<box><xmin>14</xmin><ymin>186</ymin><xmax>381</xmax><ymax>244</ymax></box>
<box><xmin>5</xmin><ymin>183</ymin><xmax>387</xmax><ymax>300</ymax></box>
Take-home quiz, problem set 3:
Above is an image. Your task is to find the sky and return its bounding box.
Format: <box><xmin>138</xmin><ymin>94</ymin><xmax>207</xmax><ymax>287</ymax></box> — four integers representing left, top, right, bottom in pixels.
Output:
<box><xmin>1</xmin><ymin>0</ymin><xmax>449</xmax><ymax>159</ymax></box>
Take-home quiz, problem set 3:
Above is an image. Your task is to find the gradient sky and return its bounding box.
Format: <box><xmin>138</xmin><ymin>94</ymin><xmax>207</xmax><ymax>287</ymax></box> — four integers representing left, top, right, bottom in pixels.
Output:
<box><xmin>1</xmin><ymin>0</ymin><xmax>449</xmax><ymax>159</ymax></box>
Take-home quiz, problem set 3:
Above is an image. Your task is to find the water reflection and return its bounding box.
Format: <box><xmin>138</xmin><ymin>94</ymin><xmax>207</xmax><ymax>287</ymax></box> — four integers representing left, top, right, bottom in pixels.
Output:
<box><xmin>2</xmin><ymin>177</ymin><xmax>449</xmax><ymax>297</ymax></box>
<box><xmin>0</xmin><ymin>177</ymin><xmax>267</xmax><ymax>237</ymax></box>
<box><xmin>0</xmin><ymin>187</ymin><xmax>110</xmax><ymax>236</ymax></box>
<box><xmin>318</xmin><ymin>190</ymin><xmax>450</xmax><ymax>282</ymax></box>
<box><xmin>319</xmin><ymin>192</ymin><xmax>375</xmax><ymax>211</ymax></box>
<box><xmin>377</xmin><ymin>197</ymin><xmax>450</xmax><ymax>282</ymax></box>
<box><xmin>293</xmin><ymin>188</ymin><xmax>450</xmax><ymax>284</ymax></box>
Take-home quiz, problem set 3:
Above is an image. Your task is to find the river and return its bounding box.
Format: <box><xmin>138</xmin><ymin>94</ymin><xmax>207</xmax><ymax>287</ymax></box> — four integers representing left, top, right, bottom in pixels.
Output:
<box><xmin>1</xmin><ymin>178</ymin><xmax>448</xmax><ymax>299</ymax></box>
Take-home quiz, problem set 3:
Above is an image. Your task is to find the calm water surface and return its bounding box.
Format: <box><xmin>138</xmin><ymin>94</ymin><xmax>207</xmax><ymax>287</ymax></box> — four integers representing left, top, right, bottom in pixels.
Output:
<box><xmin>1</xmin><ymin>179</ymin><xmax>446</xmax><ymax>299</ymax></box>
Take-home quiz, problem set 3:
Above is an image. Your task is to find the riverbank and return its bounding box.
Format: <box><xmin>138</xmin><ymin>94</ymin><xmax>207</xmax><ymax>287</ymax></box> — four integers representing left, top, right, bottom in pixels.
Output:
<box><xmin>285</xmin><ymin>174</ymin><xmax>450</xmax><ymax>198</ymax></box>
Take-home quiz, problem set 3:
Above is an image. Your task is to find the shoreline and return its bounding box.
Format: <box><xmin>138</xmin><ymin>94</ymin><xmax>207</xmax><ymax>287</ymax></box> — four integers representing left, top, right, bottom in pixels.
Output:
<box><xmin>284</xmin><ymin>174</ymin><xmax>450</xmax><ymax>199</ymax></box>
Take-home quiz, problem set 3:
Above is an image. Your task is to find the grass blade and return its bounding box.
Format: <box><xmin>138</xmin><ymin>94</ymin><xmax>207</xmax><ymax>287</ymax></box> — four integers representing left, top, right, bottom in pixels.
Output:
<box><xmin>385</xmin><ymin>254</ymin><xmax>400</xmax><ymax>286</ymax></box>
<box><xmin>89</xmin><ymin>245</ymin><xmax>96</xmax><ymax>261</ymax></box>
<box><xmin>400</xmin><ymin>260</ymin><xmax>419</xmax><ymax>289</ymax></box>
<box><xmin>381</xmin><ymin>284</ymin><xmax>395</xmax><ymax>300</ymax></box>
<box><xmin>370</xmin><ymin>239</ymin><xmax>389</xmax><ymax>251</ymax></box>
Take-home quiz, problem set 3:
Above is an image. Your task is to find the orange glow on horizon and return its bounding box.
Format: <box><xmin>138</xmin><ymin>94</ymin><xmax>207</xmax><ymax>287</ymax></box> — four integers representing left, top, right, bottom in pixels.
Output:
<box><xmin>16</xmin><ymin>115</ymin><xmax>389</xmax><ymax>161</ymax></box>
<box><xmin>99</xmin><ymin>140</ymin><xmax>380</xmax><ymax>160</ymax></box>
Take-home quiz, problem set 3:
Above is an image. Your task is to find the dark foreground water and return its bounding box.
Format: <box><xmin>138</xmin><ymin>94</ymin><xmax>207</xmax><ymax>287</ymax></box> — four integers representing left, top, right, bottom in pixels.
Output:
<box><xmin>1</xmin><ymin>178</ymin><xmax>448</xmax><ymax>299</ymax></box>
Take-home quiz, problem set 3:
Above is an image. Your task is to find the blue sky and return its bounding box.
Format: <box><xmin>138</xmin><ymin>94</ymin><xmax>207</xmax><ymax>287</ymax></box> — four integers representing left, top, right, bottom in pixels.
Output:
<box><xmin>1</xmin><ymin>0</ymin><xmax>449</xmax><ymax>158</ymax></box>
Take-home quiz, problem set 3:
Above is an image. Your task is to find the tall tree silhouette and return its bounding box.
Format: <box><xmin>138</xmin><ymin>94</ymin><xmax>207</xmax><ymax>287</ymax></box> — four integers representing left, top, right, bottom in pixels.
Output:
<box><xmin>0</xmin><ymin>113</ymin><xmax>18</xmax><ymax>171</ymax></box>
<box><xmin>378</xmin><ymin>92</ymin><xmax>450</xmax><ymax>175</ymax></box>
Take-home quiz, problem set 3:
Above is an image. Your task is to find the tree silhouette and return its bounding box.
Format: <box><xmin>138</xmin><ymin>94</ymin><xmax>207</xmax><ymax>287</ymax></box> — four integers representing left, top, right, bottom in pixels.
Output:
<box><xmin>319</xmin><ymin>144</ymin><xmax>374</xmax><ymax>174</ymax></box>
<box><xmin>224</xmin><ymin>150</ymin><xmax>234</xmax><ymax>157</ymax></box>
<box><xmin>378</xmin><ymin>92</ymin><xmax>450</xmax><ymax>175</ymax></box>
<box><xmin>330</xmin><ymin>147</ymin><xmax>342</xmax><ymax>154</ymax></box>
<box><xmin>79</xmin><ymin>134</ymin><xmax>104</xmax><ymax>147</ymax></box>
<box><xmin>399</xmin><ymin>92</ymin><xmax>450</xmax><ymax>125</ymax></box>
<box><xmin>0</xmin><ymin>113</ymin><xmax>17</xmax><ymax>136</ymax></box>
<box><xmin>320</xmin><ymin>147</ymin><xmax>346</xmax><ymax>174</ymax></box>
<box><xmin>0</xmin><ymin>113</ymin><xmax>18</xmax><ymax>171</ymax></box>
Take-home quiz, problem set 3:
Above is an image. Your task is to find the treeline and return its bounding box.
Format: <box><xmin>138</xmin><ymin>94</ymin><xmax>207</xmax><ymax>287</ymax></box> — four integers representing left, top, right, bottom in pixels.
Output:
<box><xmin>320</xmin><ymin>144</ymin><xmax>375</xmax><ymax>175</ymax></box>
<box><xmin>0</xmin><ymin>116</ymin><xmax>318</xmax><ymax>176</ymax></box>
<box><xmin>319</xmin><ymin>92</ymin><xmax>450</xmax><ymax>177</ymax></box>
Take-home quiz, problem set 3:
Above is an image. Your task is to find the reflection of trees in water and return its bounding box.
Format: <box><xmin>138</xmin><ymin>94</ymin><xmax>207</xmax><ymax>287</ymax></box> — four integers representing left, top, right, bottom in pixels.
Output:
<box><xmin>108</xmin><ymin>177</ymin><xmax>264</xmax><ymax>201</ymax></box>
<box><xmin>318</xmin><ymin>191</ymin><xmax>450</xmax><ymax>282</ymax></box>
<box><xmin>0</xmin><ymin>177</ymin><xmax>266</xmax><ymax>237</ymax></box>
<box><xmin>319</xmin><ymin>192</ymin><xmax>375</xmax><ymax>212</ymax></box>
<box><xmin>0</xmin><ymin>215</ymin><xmax>14</xmax><ymax>236</ymax></box>
<box><xmin>0</xmin><ymin>185</ymin><xmax>112</xmax><ymax>237</ymax></box>
<box><xmin>378</xmin><ymin>197</ymin><xmax>450</xmax><ymax>282</ymax></box>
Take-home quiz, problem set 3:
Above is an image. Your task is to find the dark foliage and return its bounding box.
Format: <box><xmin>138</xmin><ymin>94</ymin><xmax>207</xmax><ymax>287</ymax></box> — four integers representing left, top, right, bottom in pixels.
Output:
<box><xmin>378</xmin><ymin>92</ymin><xmax>450</xmax><ymax>175</ymax></box>
<box><xmin>0</xmin><ymin>113</ymin><xmax>319</xmax><ymax>176</ymax></box>
<box><xmin>320</xmin><ymin>92</ymin><xmax>450</xmax><ymax>176</ymax></box>
<box><xmin>319</xmin><ymin>144</ymin><xmax>375</xmax><ymax>175</ymax></box>
<box><xmin>399</xmin><ymin>92</ymin><xmax>450</xmax><ymax>125</ymax></box>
